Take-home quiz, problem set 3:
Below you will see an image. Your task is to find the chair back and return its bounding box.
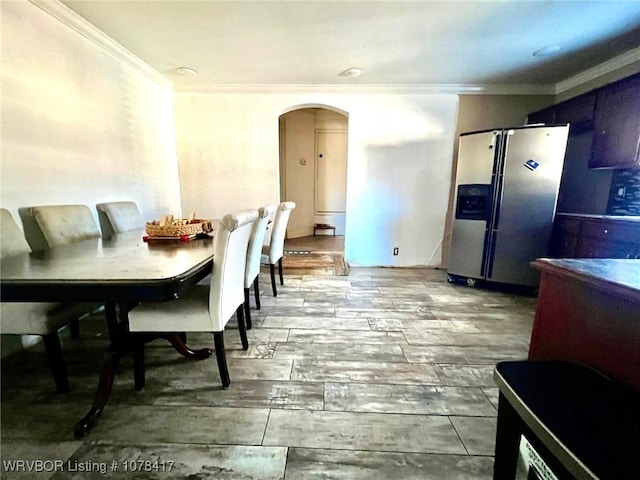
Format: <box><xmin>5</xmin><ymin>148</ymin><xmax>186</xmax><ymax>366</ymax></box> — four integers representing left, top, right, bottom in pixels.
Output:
<box><xmin>245</xmin><ymin>204</ymin><xmax>276</xmax><ymax>288</ymax></box>
<box><xmin>1</xmin><ymin>209</ymin><xmax>31</xmax><ymax>258</ymax></box>
<box><xmin>18</xmin><ymin>204</ymin><xmax>101</xmax><ymax>251</ymax></box>
<box><xmin>96</xmin><ymin>201</ymin><xmax>144</xmax><ymax>236</ymax></box>
<box><xmin>267</xmin><ymin>201</ymin><xmax>296</xmax><ymax>262</ymax></box>
<box><xmin>209</xmin><ymin>209</ymin><xmax>259</xmax><ymax>330</ymax></box>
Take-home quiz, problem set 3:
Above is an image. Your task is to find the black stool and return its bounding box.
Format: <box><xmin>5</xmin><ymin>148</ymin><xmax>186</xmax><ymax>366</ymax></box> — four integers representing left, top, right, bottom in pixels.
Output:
<box><xmin>493</xmin><ymin>360</ymin><xmax>640</xmax><ymax>480</ymax></box>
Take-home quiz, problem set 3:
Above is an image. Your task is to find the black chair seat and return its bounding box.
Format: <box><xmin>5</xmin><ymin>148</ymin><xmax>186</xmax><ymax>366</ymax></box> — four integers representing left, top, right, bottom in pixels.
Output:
<box><xmin>493</xmin><ymin>360</ymin><xmax>640</xmax><ymax>480</ymax></box>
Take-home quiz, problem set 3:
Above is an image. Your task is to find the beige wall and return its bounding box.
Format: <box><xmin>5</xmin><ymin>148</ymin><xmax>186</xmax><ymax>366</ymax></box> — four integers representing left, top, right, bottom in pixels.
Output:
<box><xmin>281</xmin><ymin>109</ymin><xmax>317</xmax><ymax>237</ymax></box>
<box><xmin>281</xmin><ymin>108</ymin><xmax>348</xmax><ymax>238</ymax></box>
<box><xmin>174</xmin><ymin>92</ymin><xmax>458</xmax><ymax>267</ymax></box>
<box><xmin>1</xmin><ymin>1</ymin><xmax>182</xmax><ymax>229</ymax></box>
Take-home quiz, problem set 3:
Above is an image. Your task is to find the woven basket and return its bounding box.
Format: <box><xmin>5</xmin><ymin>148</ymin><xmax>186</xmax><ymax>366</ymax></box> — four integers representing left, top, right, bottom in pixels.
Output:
<box><xmin>145</xmin><ymin>219</ymin><xmax>213</xmax><ymax>237</ymax></box>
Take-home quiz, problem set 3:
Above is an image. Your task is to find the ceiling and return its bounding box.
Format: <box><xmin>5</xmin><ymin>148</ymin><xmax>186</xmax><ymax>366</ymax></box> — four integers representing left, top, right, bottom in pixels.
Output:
<box><xmin>60</xmin><ymin>0</ymin><xmax>640</xmax><ymax>91</ymax></box>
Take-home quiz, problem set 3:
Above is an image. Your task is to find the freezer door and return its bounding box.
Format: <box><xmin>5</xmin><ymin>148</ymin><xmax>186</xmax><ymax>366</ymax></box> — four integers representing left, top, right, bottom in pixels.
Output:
<box><xmin>487</xmin><ymin>126</ymin><xmax>569</xmax><ymax>286</ymax></box>
<box><xmin>448</xmin><ymin>131</ymin><xmax>499</xmax><ymax>280</ymax></box>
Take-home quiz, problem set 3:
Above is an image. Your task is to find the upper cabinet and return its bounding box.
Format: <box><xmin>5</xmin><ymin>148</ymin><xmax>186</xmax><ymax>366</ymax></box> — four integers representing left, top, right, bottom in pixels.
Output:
<box><xmin>527</xmin><ymin>73</ymin><xmax>640</xmax><ymax>169</ymax></box>
<box><xmin>554</xmin><ymin>93</ymin><xmax>595</xmax><ymax>133</ymax></box>
<box><xmin>527</xmin><ymin>106</ymin><xmax>555</xmax><ymax>125</ymax></box>
<box><xmin>590</xmin><ymin>75</ymin><xmax>640</xmax><ymax>169</ymax></box>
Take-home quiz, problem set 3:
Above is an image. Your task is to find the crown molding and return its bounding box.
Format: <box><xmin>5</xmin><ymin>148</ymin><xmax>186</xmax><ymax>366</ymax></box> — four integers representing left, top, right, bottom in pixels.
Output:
<box><xmin>29</xmin><ymin>0</ymin><xmax>172</xmax><ymax>89</ymax></box>
<box><xmin>31</xmin><ymin>0</ymin><xmax>635</xmax><ymax>98</ymax></box>
<box><xmin>174</xmin><ymin>83</ymin><xmax>556</xmax><ymax>96</ymax></box>
<box><xmin>555</xmin><ymin>47</ymin><xmax>640</xmax><ymax>94</ymax></box>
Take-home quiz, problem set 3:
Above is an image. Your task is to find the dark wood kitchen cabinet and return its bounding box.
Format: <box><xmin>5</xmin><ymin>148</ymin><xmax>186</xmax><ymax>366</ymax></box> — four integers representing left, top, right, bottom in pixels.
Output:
<box><xmin>527</xmin><ymin>73</ymin><xmax>640</xmax><ymax>169</ymax></box>
<box><xmin>549</xmin><ymin>216</ymin><xmax>582</xmax><ymax>257</ymax></box>
<box><xmin>550</xmin><ymin>214</ymin><xmax>640</xmax><ymax>259</ymax></box>
<box><xmin>590</xmin><ymin>74</ymin><xmax>640</xmax><ymax>169</ymax></box>
<box><xmin>554</xmin><ymin>92</ymin><xmax>595</xmax><ymax>132</ymax></box>
<box><xmin>526</xmin><ymin>105</ymin><xmax>555</xmax><ymax>125</ymax></box>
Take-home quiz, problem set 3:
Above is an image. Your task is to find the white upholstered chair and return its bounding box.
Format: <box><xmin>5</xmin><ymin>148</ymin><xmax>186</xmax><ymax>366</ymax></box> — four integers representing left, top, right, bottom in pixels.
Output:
<box><xmin>18</xmin><ymin>204</ymin><xmax>103</xmax><ymax>338</ymax></box>
<box><xmin>18</xmin><ymin>204</ymin><xmax>102</xmax><ymax>252</ymax></box>
<box><xmin>96</xmin><ymin>201</ymin><xmax>144</xmax><ymax>236</ymax></box>
<box><xmin>0</xmin><ymin>208</ymin><xmax>96</xmax><ymax>393</ymax></box>
<box><xmin>261</xmin><ymin>201</ymin><xmax>296</xmax><ymax>296</ymax></box>
<box><xmin>128</xmin><ymin>209</ymin><xmax>259</xmax><ymax>388</ymax></box>
<box><xmin>244</xmin><ymin>204</ymin><xmax>276</xmax><ymax>329</ymax></box>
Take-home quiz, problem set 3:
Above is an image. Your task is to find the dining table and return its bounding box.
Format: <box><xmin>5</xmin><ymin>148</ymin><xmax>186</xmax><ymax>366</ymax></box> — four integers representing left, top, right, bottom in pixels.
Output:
<box><xmin>0</xmin><ymin>230</ymin><xmax>215</xmax><ymax>437</ymax></box>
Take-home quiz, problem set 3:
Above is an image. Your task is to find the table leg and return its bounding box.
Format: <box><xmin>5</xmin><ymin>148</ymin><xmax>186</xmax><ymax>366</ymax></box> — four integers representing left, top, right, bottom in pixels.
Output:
<box><xmin>73</xmin><ymin>301</ymin><xmax>128</xmax><ymax>438</ymax></box>
<box><xmin>165</xmin><ymin>333</ymin><xmax>212</xmax><ymax>359</ymax></box>
<box><xmin>74</xmin><ymin>303</ymin><xmax>212</xmax><ymax>437</ymax></box>
<box><xmin>74</xmin><ymin>344</ymin><xmax>123</xmax><ymax>438</ymax></box>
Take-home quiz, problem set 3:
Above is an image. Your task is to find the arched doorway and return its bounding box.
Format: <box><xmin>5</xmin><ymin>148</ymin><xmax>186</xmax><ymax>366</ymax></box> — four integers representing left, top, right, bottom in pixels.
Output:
<box><xmin>278</xmin><ymin>106</ymin><xmax>348</xmax><ymax>253</ymax></box>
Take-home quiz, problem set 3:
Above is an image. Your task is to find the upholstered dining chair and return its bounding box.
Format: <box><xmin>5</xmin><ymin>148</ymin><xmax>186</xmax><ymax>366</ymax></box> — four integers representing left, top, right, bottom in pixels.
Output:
<box><xmin>244</xmin><ymin>204</ymin><xmax>276</xmax><ymax>329</ymax></box>
<box><xmin>0</xmin><ymin>208</ymin><xmax>97</xmax><ymax>393</ymax></box>
<box><xmin>18</xmin><ymin>204</ymin><xmax>102</xmax><ymax>252</ymax></box>
<box><xmin>128</xmin><ymin>209</ymin><xmax>259</xmax><ymax>388</ymax></box>
<box><xmin>18</xmin><ymin>204</ymin><xmax>103</xmax><ymax>339</ymax></box>
<box><xmin>261</xmin><ymin>201</ymin><xmax>296</xmax><ymax>296</ymax></box>
<box><xmin>96</xmin><ymin>201</ymin><xmax>144</xmax><ymax>236</ymax></box>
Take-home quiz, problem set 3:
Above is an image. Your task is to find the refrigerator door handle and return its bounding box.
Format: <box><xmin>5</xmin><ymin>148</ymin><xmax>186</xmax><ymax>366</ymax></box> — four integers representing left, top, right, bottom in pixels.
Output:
<box><xmin>492</xmin><ymin>172</ymin><xmax>505</xmax><ymax>230</ymax></box>
<box><xmin>491</xmin><ymin>131</ymin><xmax>512</xmax><ymax>231</ymax></box>
<box><xmin>490</xmin><ymin>131</ymin><xmax>500</xmax><ymax>175</ymax></box>
<box><xmin>487</xmin><ymin>230</ymin><xmax>498</xmax><ymax>279</ymax></box>
<box><xmin>480</xmin><ymin>228</ymin><xmax>491</xmax><ymax>277</ymax></box>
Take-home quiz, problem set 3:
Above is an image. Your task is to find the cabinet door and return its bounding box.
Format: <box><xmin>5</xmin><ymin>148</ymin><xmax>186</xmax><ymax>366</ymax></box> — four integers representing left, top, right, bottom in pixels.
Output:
<box><xmin>527</xmin><ymin>106</ymin><xmax>555</xmax><ymax>125</ymax></box>
<box><xmin>576</xmin><ymin>220</ymin><xmax>640</xmax><ymax>258</ymax></box>
<box><xmin>550</xmin><ymin>217</ymin><xmax>582</xmax><ymax>257</ymax></box>
<box><xmin>590</xmin><ymin>74</ymin><xmax>640</xmax><ymax>168</ymax></box>
<box><xmin>555</xmin><ymin>93</ymin><xmax>595</xmax><ymax>134</ymax></box>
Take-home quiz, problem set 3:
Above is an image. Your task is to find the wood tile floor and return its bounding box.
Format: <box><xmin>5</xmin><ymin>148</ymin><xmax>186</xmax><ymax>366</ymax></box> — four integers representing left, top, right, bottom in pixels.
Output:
<box><xmin>0</xmin><ymin>267</ymin><xmax>536</xmax><ymax>479</ymax></box>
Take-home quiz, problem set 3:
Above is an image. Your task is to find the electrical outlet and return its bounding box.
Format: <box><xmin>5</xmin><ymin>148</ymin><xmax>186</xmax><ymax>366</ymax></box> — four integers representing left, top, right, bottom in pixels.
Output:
<box><xmin>393</xmin><ymin>247</ymin><xmax>399</xmax><ymax>256</ymax></box>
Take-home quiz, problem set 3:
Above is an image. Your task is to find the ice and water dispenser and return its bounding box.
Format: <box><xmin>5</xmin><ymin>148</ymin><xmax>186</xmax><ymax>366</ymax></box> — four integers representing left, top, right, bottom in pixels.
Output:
<box><xmin>455</xmin><ymin>184</ymin><xmax>492</xmax><ymax>221</ymax></box>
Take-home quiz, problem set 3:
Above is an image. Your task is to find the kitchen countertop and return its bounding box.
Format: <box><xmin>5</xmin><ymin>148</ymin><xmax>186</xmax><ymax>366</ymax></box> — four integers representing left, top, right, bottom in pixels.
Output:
<box><xmin>532</xmin><ymin>258</ymin><xmax>640</xmax><ymax>301</ymax></box>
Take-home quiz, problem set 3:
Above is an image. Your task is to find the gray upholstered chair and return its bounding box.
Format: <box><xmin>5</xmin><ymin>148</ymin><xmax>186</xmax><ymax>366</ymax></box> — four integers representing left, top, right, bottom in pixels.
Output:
<box><xmin>0</xmin><ymin>208</ymin><xmax>96</xmax><ymax>393</ymax></box>
<box><xmin>244</xmin><ymin>204</ymin><xmax>276</xmax><ymax>329</ymax></box>
<box><xmin>96</xmin><ymin>201</ymin><xmax>144</xmax><ymax>236</ymax></box>
<box><xmin>18</xmin><ymin>204</ymin><xmax>102</xmax><ymax>339</ymax></box>
<box><xmin>261</xmin><ymin>201</ymin><xmax>296</xmax><ymax>296</ymax></box>
<box><xmin>128</xmin><ymin>209</ymin><xmax>259</xmax><ymax>388</ymax></box>
<box><xmin>18</xmin><ymin>204</ymin><xmax>101</xmax><ymax>252</ymax></box>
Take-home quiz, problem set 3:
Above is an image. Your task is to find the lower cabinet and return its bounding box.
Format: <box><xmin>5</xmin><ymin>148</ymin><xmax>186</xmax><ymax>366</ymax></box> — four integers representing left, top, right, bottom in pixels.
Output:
<box><xmin>551</xmin><ymin>214</ymin><xmax>640</xmax><ymax>259</ymax></box>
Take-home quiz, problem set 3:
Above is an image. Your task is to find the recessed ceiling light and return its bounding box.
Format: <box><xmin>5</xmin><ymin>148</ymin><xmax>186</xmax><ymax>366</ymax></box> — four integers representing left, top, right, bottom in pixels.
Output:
<box><xmin>175</xmin><ymin>67</ymin><xmax>198</xmax><ymax>76</ymax></box>
<box><xmin>532</xmin><ymin>46</ymin><xmax>562</xmax><ymax>58</ymax></box>
<box><xmin>339</xmin><ymin>67</ymin><xmax>362</xmax><ymax>78</ymax></box>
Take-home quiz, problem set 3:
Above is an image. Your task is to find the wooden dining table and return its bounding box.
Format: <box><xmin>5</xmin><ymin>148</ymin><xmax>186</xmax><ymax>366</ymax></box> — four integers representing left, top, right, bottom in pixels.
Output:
<box><xmin>0</xmin><ymin>230</ymin><xmax>215</xmax><ymax>437</ymax></box>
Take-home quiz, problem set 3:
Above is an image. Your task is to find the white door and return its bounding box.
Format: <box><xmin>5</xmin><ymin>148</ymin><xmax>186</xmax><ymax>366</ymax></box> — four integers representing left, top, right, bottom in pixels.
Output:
<box><xmin>315</xmin><ymin>131</ymin><xmax>347</xmax><ymax>214</ymax></box>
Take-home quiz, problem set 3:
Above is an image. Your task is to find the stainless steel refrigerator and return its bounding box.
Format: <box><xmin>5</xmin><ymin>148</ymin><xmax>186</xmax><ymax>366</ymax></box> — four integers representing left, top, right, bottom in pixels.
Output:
<box><xmin>447</xmin><ymin>125</ymin><xmax>569</xmax><ymax>287</ymax></box>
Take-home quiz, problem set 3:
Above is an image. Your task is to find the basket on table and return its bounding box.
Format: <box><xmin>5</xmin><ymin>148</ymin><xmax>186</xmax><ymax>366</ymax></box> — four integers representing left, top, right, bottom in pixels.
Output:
<box><xmin>145</xmin><ymin>213</ymin><xmax>213</xmax><ymax>238</ymax></box>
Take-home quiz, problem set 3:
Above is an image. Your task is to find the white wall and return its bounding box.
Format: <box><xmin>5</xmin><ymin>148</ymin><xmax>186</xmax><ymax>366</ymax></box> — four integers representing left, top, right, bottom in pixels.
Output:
<box><xmin>0</xmin><ymin>1</ymin><xmax>182</xmax><ymax>229</ymax></box>
<box><xmin>174</xmin><ymin>91</ymin><xmax>458</xmax><ymax>266</ymax></box>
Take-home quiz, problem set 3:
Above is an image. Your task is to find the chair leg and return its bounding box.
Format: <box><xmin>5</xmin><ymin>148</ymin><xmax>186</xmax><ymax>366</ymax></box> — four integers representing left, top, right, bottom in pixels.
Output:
<box><xmin>236</xmin><ymin>305</ymin><xmax>249</xmax><ymax>350</ymax></box>
<box><xmin>270</xmin><ymin>263</ymin><xmax>277</xmax><ymax>296</ymax></box>
<box><xmin>278</xmin><ymin>257</ymin><xmax>284</xmax><ymax>285</ymax></box>
<box><xmin>493</xmin><ymin>392</ymin><xmax>522</xmax><ymax>479</ymax></box>
<box><xmin>132</xmin><ymin>338</ymin><xmax>146</xmax><ymax>391</ymax></box>
<box><xmin>213</xmin><ymin>332</ymin><xmax>230</xmax><ymax>388</ymax></box>
<box><xmin>254</xmin><ymin>277</ymin><xmax>261</xmax><ymax>310</ymax></box>
<box><xmin>244</xmin><ymin>288</ymin><xmax>252</xmax><ymax>330</ymax></box>
<box><xmin>42</xmin><ymin>332</ymin><xmax>70</xmax><ymax>394</ymax></box>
